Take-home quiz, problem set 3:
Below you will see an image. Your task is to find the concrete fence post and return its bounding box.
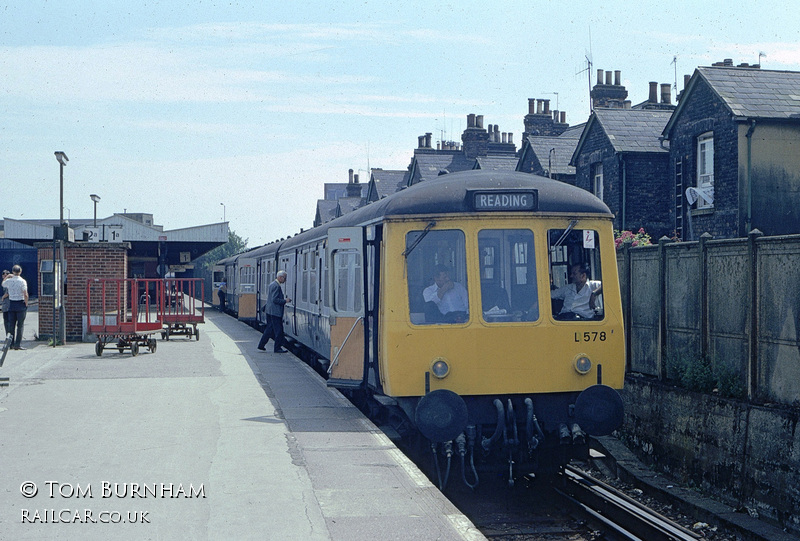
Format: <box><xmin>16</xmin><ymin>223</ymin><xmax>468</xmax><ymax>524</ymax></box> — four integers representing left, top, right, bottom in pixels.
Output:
<box><xmin>699</xmin><ymin>232</ymin><xmax>713</xmax><ymax>361</ymax></box>
<box><xmin>747</xmin><ymin>228</ymin><xmax>763</xmax><ymax>401</ymax></box>
<box><xmin>658</xmin><ymin>236</ymin><xmax>671</xmax><ymax>380</ymax></box>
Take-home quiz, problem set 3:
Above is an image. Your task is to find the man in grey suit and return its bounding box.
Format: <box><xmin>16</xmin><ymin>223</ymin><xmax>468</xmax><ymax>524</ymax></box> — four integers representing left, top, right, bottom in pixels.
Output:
<box><xmin>257</xmin><ymin>270</ymin><xmax>291</xmax><ymax>353</ymax></box>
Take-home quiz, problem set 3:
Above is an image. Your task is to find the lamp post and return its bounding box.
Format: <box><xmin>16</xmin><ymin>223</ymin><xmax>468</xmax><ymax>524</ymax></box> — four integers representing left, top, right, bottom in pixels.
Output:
<box><xmin>55</xmin><ymin>152</ymin><xmax>68</xmax><ymax>224</ymax></box>
<box><xmin>220</xmin><ymin>202</ymin><xmax>226</xmax><ymax>222</ymax></box>
<box><xmin>90</xmin><ymin>194</ymin><xmax>101</xmax><ymax>227</ymax></box>
<box><xmin>54</xmin><ymin>151</ymin><xmax>69</xmax><ymax>346</ymax></box>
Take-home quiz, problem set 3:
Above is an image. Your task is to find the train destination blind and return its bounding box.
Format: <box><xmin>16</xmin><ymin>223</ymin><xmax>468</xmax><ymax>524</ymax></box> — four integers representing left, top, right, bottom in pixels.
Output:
<box><xmin>469</xmin><ymin>190</ymin><xmax>538</xmax><ymax>212</ymax></box>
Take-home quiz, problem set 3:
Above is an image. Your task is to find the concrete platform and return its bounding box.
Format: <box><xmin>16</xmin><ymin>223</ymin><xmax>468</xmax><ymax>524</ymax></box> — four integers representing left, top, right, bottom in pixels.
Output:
<box><xmin>0</xmin><ymin>307</ymin><xmax>484</xmax><ymax>540</ymax></box>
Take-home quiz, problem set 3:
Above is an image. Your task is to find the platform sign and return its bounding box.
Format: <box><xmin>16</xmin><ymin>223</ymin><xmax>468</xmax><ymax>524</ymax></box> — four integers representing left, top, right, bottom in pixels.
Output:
<box><xmin>180</xmin><ymin>252</ymin><xmax>191</xmax><ymax>263</ymax></box>
<box><xmin>85</xmin><ymin>227</ymin><xmax>100</xmax><ymax>242</ymax></box>
<box><xmin>108</xmin><ymin>226</ymin><xmax>123</xmax><ymax>242</ymax></box>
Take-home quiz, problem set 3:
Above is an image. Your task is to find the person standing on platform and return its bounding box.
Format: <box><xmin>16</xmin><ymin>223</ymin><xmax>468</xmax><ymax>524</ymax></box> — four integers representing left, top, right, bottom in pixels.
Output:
<box><xmin>257</xmin><ymin>270</ymin><xmax>291</xmax><ymax>353</ymax></box>
<box><xmin>218</xmin><ymin>278</ymin><xmax>227</xmax><ymax>312</ymax></box>
<box><xmin>1</xmin><ymin>270</ymin><xmax>11</xmax><ymax>336</ymax></box>
<box><xmin>4</xmin><ymin>265</ymin><xmax>29</xmax><ymax>350</ymax></box>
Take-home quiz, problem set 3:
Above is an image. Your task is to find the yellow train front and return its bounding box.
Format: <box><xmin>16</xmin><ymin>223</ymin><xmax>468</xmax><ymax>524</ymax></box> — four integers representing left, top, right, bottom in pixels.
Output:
<box><xmin>324</xmin><ymin>170</ymin><xmax>625</xmax><ymax>487</ymax></box>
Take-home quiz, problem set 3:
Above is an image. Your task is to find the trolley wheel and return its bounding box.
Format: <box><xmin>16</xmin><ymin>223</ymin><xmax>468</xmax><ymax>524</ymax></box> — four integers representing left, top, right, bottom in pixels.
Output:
<box><xmin>195</xmin><ymin>327</ymin><xmax>200</xmax><ymax>341</ymax></box>
<box><xmin>161</xmin><ymin>332</ymin><xmax>167</xmax><ymax>340</ymax></box>
<box><xmin>165</xmin><ymin>329</ymin><xmax>170</xmax><ymax>341</ymax></box>
<box><xmin>131</xmin><ymin>342</ymin><xmax>139</xmax><ymax>356</ymax></box>
<box><xmin>95</xmin><ymin>341</ymin><xmax>104</xmax><ymax>357</ymax></box>
<box><xmin>148</xmin><ymin>339</ymin><xmax>157</xmax><ymax>353</ymax></box>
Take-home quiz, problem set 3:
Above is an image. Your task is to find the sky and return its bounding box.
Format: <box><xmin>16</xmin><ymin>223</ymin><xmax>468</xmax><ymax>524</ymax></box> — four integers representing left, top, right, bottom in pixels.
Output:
<box><xmin>2</xmin><ymin>1</ymin><xmax>800</xmax><ymax>248</ymax></box>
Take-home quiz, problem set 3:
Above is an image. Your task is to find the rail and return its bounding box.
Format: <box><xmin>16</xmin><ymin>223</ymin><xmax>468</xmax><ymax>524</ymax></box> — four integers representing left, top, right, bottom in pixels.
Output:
<box><xmin>555</xmin><ymin>465</ymin><xmax>700</xmax><ymax>541</ymax></box>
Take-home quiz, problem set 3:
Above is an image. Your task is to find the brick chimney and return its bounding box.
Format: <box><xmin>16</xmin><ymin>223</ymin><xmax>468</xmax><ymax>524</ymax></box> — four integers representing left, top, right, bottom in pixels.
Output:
<box><xmin>591</xmin><ymin>68</ymin><xmax>629</xmax><ymax>109</ymax></box>
<box><xmin>461</xmin><ymin>113</ymin><xmax>489</xmax><ymax>159</ymax></box>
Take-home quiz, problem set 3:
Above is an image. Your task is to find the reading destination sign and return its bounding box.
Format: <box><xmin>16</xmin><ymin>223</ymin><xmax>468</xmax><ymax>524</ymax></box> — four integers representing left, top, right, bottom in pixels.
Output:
<box><xmin>469</xmin><ymin>190</ymin><xmax>538</xmax><ymax>211</ymax></box>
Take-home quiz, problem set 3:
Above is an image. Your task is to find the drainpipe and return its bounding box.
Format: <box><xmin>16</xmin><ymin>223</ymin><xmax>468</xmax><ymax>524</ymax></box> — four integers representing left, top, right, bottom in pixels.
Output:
<box><xmin>745</xmin><ymin>120</ymin><xmax>757</xmax><ymax>235</ymax></box>
<box><xmin>620</xmin><ymin>154</ymin><xmax>627</xmax><ymax>230</ymax></box>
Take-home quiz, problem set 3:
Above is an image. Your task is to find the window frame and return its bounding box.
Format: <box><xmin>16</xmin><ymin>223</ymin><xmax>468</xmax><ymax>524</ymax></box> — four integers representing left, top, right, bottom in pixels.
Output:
<box><xmin>696</xmin><ymin>132</ymin><xmax>714</xmax><ymax>209</ymax></box>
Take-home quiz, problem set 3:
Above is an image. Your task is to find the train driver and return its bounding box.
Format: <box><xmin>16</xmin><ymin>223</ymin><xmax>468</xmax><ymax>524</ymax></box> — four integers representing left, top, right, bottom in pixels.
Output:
<box><xmin>551</xmin><ymin>263</ymin><xmax>602</xmax><ymax>320</ymax></box>
<box><xmin>423</xmin><ymin>265</ymin><xmax>469</xmax><ymax>323</ymax></box>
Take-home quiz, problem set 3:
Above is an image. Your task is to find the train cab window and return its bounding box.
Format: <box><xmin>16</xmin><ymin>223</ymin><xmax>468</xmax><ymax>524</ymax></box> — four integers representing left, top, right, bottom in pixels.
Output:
<box><xmin>547</xmin><ymin>228</ymin><xmax>604</xmax><ymax>321</ymax></box>
<box><xmin>478</xmin><ymin>229</ymin><xmax>538</xmax><ymax>322</ymax></box>
<box><xmin>405</xmin><ymin>229</ymin><xmax>469</xmax><ymax>325</ymax></box>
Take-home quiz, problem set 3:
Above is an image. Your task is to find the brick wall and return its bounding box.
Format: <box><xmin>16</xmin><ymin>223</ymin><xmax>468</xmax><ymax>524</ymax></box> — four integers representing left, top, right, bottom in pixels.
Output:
<box><xmin>37</xmin><ymin>243</ymin><xmax>128</xmax><ymax>342</ymax></box>
<box><xmin>667</xmin><ymin>78</ymin><xmax>740</xmax><ymax>239</ymax></box>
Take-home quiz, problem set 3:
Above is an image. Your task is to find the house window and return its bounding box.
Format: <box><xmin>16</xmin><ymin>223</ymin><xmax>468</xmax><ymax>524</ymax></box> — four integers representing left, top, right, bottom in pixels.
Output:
<box><xmin>696</xmin><ymin>132</ymin><xmax>714</xmax><ymax>208</ymax></box>
<box><xmin>593</xmin><ymin>163</ymin><xmax>604</xmax><ymax>201</ymax></box>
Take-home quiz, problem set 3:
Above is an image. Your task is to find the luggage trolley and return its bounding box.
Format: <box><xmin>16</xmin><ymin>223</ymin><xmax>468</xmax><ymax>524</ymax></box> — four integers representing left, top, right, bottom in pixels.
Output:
<box><xmin>161</xmin><ymin>278</ymin><xmax>205</xmax><ymax>340</ymax></box>
<box><xmin>86</xmin><ymin>278</ymin><xmax>164</xmax><ymax>356</ymax></box>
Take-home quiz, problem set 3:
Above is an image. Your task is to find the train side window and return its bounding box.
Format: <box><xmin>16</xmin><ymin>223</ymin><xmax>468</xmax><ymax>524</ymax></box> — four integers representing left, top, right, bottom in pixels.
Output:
<box><xmin>332</xmin><ymin>250</ymin><xmax>362</xmax><ymax>313</ymax></box>
<box><xmin>478</xmin><ymin>229</ymin><xmax>537</xmax><ymax>322</ymax></box>
<box><xmin>405</xmin><ymin>229</ymin><xmax>468</xmax><ymax>325</ymax></box>
<box><xmin>547</xmin><ymin>228</ymin><xmax>604</xmax><ymax>321</ymax></box>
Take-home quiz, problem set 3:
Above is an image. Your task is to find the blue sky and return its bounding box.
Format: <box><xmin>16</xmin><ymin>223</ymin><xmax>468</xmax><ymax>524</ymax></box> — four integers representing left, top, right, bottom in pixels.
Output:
<box><xmin>2</xmin><ymin>1</ymin><xmax>799</xmax><ymax>247</ymax></box>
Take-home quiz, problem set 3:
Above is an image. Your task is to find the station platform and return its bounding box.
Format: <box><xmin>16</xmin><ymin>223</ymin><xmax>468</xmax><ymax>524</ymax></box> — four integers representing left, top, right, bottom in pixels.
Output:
<box><xmin>0</xmin><ymin>307</ymin><xmax>485</xmax><ymax>540</ymax></box>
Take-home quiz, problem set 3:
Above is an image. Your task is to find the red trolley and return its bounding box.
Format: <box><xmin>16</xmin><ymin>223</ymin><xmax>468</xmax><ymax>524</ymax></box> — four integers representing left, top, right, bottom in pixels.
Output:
<box><xmin>161</xmin><ymin>278</ymin><xmax>205</xmax><ymax>340</ymax></box>
<box><xmin>86</xmin><ymin>278</ymin><xmax>164</xmax><ymax>356</ymax></box>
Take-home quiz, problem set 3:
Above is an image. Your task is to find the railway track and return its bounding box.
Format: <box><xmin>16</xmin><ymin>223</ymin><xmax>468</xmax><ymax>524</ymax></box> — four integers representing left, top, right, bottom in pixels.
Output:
<box><xmin>556</xmin><ymin>464</ymin><xmax>701</xmax><ymax>541</ymax></box>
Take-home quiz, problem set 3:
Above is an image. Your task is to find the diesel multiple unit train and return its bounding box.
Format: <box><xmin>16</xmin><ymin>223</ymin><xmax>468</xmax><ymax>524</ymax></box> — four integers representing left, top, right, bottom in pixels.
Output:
<box><xmin>215</xmin><ymin>170</ymin><xmax>625</xmax><ymax>487</ymax></box>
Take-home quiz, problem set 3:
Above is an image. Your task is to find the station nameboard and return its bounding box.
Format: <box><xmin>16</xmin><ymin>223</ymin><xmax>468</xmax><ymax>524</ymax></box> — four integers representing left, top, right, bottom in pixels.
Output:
<box><xmin>468</xmin><ymin>189</ymin><xmax>538</xmax><ymax>211</ymax></box>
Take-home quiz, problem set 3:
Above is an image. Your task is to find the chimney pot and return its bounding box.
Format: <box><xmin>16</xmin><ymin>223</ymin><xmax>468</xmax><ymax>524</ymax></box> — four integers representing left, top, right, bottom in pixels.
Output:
<box><xmin>418</xmin><ymin>135</ymin><xmax>424</xmax><ymax>148</ymax></box>
<box><xmin>543</xmin><ymin>99</ymin><xmax>550</xmax><ymax>114</ymax></box>
<box><xmin>488</xmin><ymin>124</ymin><xmax>493</xmax><ymax>141</ymax></box>
<box><xmin>560</xmin><ymin>111</ymin><xmax>566</xmax><ymax>123</ymax></box>
<box><xmin>528</xmin><ymin>98</ymin><xmax>536</xmax><ymax>114</ymax></box>
<box><xmin>425</xmin><ymin>132</ymin><xmax>432</xmax><ymax>148</ymax></box>
<box><xmin>467</xmin><ymin>113</ymin><xmax>475</xmax><ymax>128</ymax></box>
<box><xmin>476</xmin><ymin>115</ymin><xmax>484</xmax><ymax>129</ymax></box>
<box><xmin>624</xmin><ymin>100</ymin><xmax>632</xmax><ymax>109</ymax></box>
<box><xmin>614</xmin><ymin>70</ymin><xmax>621</xmax><ymax>85</ymax></box>
<box><xmin>605</xmin><ymin>70</ymin><xmax>612</xmax><ymax>85</ymax></box>
<box><xmin>536</xmin><ymin>100</ymin><xmax>543</xmax><ymax>114</ymax></box>
<box><xmin>597</xmin><ymin>68</ymin><xmax>604</xmax><ymax>85</ymax></box>
<box><xmin>349</xmin><ymin>169</ymin><xmax>354</xmax><ymax>183</ymax></box>
<box><xmin>649</xmin><ymin>81</ymin><xmax>658</xmax><ymax>103</ymax></box>
<box><xmin>661</xmin><ymin>83</ymin><xmax>672</xmax><ymax>104</ymax></box>
<box><xmin>354</xmin><ymin>173</ymin><xmax>359</xmax><ymax>184</ymax></box>
<box><xmin>508</xmin><ymin>133</ymin><xmax>513</xmax><ymax>145</ymax></box>
<box><xmin>502</xmin><ymin>132</ymin><xmax>507</xmax><ymax>144</ymax></box>
<box><xmin>683</xmin><ymin>74</ymin><xmax>691</xmax><ymax>88</ymax></box>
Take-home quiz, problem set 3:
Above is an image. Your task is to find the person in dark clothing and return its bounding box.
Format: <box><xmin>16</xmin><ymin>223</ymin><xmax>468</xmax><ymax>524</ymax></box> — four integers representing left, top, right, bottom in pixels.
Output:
<box><xmin>218</xmin><ymin>279</ymin><xmax>227</xmax><ymax>311</ymax></box>
<box><xmin>257</xmin><ymin>270</ymin><xmax>291</xmax><ymax>353</ymax></box>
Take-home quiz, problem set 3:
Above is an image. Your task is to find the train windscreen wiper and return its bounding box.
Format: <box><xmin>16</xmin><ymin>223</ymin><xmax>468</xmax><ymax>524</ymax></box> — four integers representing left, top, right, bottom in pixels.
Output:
<box><xmin>552</xmin><ymin>219</ymin><xmax>579</xmax><ymax>248</ymax></box>
<box><xmin>402</xmin><ymin>221</ymin><xmax>437</xmax><ymax>258</ymax></box>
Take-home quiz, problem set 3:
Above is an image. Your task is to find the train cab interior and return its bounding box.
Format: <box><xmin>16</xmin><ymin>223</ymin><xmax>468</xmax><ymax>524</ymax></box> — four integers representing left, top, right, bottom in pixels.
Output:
<box><xmin>547</xmin><ymin>226</ymin><xmax>604</xmax><ymax>321</ymax></box>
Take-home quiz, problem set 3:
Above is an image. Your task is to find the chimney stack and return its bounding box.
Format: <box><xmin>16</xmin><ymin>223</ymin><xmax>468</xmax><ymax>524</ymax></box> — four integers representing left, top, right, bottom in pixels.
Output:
<box><xmin>661</xmin><ymin>83</ymin><xmax>672</xmax><ymax>104</ymax></box>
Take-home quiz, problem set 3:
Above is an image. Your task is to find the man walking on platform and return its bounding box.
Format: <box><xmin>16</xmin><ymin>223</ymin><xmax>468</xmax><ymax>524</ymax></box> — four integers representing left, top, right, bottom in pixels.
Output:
<box><xmin>257</xmin><ymin>270</ymin><xmax>291</xmax><ymax>353</ymax></box>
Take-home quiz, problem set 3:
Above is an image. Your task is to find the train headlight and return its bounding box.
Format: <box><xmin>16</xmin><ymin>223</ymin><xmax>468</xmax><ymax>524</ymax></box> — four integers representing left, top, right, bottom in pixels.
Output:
<box><xmin>430</xmin><ymin>357</ymin><xmax>450</xmax><ymax>379</ymax></box>
<box><xmin>573</xmin><ymin>354</ymin><xmax>592</xmax><ymax>375</ymax></box>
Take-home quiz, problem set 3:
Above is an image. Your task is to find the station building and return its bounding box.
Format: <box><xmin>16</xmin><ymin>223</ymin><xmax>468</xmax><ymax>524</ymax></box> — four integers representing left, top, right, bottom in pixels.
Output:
<box><xmin>1</xmin><ymin>213</ymin><xmax>227</xmax><ymax>342</ymax></box>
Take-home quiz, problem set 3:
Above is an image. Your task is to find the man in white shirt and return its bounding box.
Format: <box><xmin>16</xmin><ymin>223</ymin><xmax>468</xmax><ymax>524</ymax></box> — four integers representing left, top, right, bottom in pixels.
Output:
<box><xmin>551</xmin><ymin>263</ymin><xmax>601</xmax><ymax>320</ymax></box>
<box><xmin>423</xmin><ymin>265</ymin><xmax>469</xmax><ymax>323</ymax></box>
<box><xmin>4</xmin><ymin>265</ymin><xmax>29</xmax><ymax>349</ymax></box>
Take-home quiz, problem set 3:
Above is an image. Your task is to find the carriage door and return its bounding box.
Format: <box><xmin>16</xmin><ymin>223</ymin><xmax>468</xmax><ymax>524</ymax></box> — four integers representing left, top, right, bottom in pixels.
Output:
<box><xmin>327</xmin><ymin>227</ymin><xmax>366</xmax><ymax>387</ymax></box>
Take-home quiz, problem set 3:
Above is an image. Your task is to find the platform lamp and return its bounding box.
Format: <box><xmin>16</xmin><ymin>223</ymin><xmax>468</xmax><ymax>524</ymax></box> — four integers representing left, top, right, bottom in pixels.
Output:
<box><xmin>90</xmin><ymin>194</ymin><xmax>101</xmax><ymax>227</ymax></box>
<box><xmin>54</xmin><ymin>151</ymin><xmax>69</xmax><ymax>346</ymax></box>
<box><xmin>220</xmin><ymin>202</ymin><xmax>226</xmax><ymax>222</ymax></box>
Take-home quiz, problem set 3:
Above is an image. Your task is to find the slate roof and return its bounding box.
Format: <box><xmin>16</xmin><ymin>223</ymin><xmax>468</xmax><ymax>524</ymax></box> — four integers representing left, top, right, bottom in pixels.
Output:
<box><xmin>314</xmin><ymin>200</ymin><xmax>338</xmax><ymax>226</ymax></box>
<box><xmin>369</xmin><ymin>169</ymin><xmax>408</xmax><ymax>200</ymax></box>
<box><xmin>525</xmin><ymin>135</ymin><xmax>579</xmax><ymax>176</ymax></box>
<box><xmin>336</xmin><ymin>197</ymin><xmax>363</xmax><ymax>216</ymax></box>
<box><xmin>408</xmin><ymin>152</ymin><xmax>476</xmax><ymax>185</ymax></box>
<box><xmin>591</xmin><ymin>109</ymin><xmax>671</xmax><ymax>153</ymax></box>
<box><xmin>698</xmin><ymin>66</ymin><xmax>800</xmax><ymax>119</ymax></box>
<box><xmin>663</xmin><ymin>67</ymin><xmax>800</xmax><ymax>136</ymax></box>
<box><xmin>473</xmin><ymin>155</ymin><xmax>519</xmax><ymax>171</ymax></box>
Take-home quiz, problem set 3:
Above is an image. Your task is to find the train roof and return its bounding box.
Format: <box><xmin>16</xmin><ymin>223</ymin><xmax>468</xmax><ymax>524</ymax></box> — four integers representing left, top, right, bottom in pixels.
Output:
<box><xmin>250</xmin><ymin>171</ymin><xmax>612</xmax><ymax>255</ymax></box>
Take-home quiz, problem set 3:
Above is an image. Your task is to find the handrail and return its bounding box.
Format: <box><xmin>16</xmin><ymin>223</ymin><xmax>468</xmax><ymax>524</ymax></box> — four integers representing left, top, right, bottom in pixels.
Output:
<box><xmin>328</xmin><ymin>316</ymin><xmax>364</xmax><ymax>375</ymax></box>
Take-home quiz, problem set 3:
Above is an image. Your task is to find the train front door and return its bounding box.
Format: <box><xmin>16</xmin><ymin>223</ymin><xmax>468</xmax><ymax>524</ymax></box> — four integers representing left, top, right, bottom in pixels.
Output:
<box><xmin>327</xmin><ymin>227</ymin><xmax>366</xmax><ymax>387</ymax></box>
